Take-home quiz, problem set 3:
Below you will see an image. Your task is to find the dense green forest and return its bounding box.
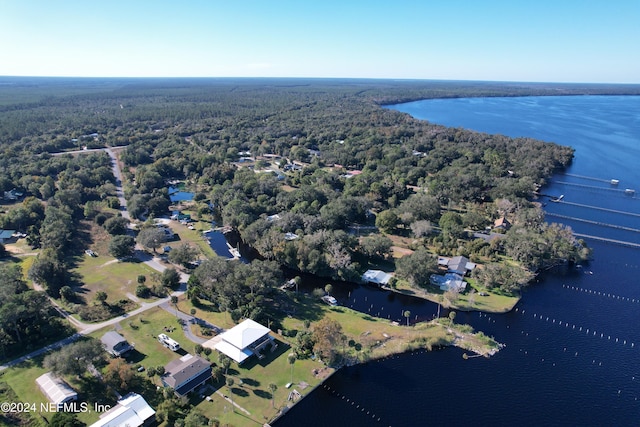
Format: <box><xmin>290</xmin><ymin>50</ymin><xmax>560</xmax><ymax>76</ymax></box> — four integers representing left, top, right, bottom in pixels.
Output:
<box><xmin>2</xmin><ymin>77</ymin><xmax>627</xmax><ymax>338</ymax></box>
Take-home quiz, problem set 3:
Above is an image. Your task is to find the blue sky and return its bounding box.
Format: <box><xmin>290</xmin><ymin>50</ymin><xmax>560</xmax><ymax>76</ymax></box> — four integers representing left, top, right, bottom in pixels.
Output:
<box><xmin>1</xmin><ymin>0</ymin><xmax>638</xmax><ymax>83</ymax></box>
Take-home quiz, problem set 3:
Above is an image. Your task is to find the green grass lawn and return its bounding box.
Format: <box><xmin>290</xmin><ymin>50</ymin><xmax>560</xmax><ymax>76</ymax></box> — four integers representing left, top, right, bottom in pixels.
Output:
<box><xmin>164</xmin><ymin>216</ymin><xmax>216</xmax><ymax>259</ymax></box>
<box><xmin>87</xmin><ymin>307</ymin><xmax>189</xmax><ymax>370</ymax></box>
<box><xmin>0</xmin><ymin>357</ymin><xmax>107</xmax><ymax>426</ymax></box>
<box><xmin>393</xmin><ymin>278</ymin><xmax>519</xmax><ymax>313</ymax></box>
<box><xmin>194</xmin><ymin>340</ymin><xmax>326</xmax><ymax>426</ymax></box>
<box><xmin>73</xmin><ymin>257</ymin><xmax>158</xmax><ymax>306</ymax></box>
<box><xmin>0</xmin><ymin>287</ymin><xmax>501</xmax><ymax>427</ymax></box>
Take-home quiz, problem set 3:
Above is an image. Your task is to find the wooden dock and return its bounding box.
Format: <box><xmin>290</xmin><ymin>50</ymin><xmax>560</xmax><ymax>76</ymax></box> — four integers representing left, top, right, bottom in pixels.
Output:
<box><xmin>573</xmin><ymin>233</ymin><xmax>640</xmax><ymax>249</ymax></box>
<box><xmin>545</xmin><ymin>212</ymin><xmax>640</xmax><ymax>233</ymax></box>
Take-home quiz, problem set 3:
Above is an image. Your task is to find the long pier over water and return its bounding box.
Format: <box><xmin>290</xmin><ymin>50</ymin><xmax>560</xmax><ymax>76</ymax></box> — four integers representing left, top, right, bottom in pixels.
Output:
<box><xmin>545</xmin><ymin>212</ymin><xmax>640</xmax><ymax>233</ymax></box>
<box><xmin>551</xmin><ymin>181</ymin><xmax>635</xmax><ymax>194</ymax></box>
<box><xmin>573</xmin><ymin>233</ymin><xmax>640</xmax><ymax>249</ymax></box>
<box><xmin>553</xmin><ymin>200</ymin><xmax>640</xmax><ymax>218</ymax></box>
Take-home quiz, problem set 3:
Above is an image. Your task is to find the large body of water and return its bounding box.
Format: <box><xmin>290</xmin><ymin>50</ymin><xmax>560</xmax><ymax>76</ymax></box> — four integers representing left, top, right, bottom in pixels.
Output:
<box><xmin>275</xmin><ymin>95</ymin><xmax>640</xmax><ymax>426</ymax></box>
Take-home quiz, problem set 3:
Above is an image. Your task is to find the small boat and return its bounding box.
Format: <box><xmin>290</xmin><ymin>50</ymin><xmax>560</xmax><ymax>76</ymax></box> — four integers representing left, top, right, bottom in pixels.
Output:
<box><xmin>226</xmin><ymin>242</ymin><xmax>241</xmax><ymax>258</ymax></box>
<box><xmin>624</xmin><ymin>189</ymin><xmax>635</xmax><ymax>195</ymax></box>
<box><xmin>321</xmin><ymin>295</ymin><xmax>338</xmax><ymax>306</ymax></box>
<box><xmin>610</xmin><ymin>179</ymin><xmax>619</xmax><ymax>185</ymax></box>
<box><xmin>551</xmin><ymin>194</ymin><xmax>564</xmax><ymax>202</ymax></box>
<box><xmin>280</xmin><ymin>279</ymin><xmax>297</xmax><ymax>290</ymax></box>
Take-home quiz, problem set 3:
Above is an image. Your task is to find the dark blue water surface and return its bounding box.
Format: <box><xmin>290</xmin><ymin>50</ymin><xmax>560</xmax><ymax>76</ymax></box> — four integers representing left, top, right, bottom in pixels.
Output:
<box><xmin>275</xmin><ymin>96</ymin><xmax>640</xmax><ymax>427</ymax></box>
<box><xmin>168</xmin><ymin>185</ymin><xmax>194</xmax><ymax>202</ymax></box>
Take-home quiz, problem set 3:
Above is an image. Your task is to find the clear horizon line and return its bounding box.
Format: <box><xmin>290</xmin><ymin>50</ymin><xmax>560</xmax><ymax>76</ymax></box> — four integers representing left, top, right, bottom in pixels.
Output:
<box><xmin>1</xmin><ymin>74</ymin><xmax>639</xmax><ymax>86</ymax></box>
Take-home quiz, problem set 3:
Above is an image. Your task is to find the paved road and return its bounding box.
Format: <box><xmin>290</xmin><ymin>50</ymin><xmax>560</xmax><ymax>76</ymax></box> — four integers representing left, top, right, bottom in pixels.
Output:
<box><xmin>0</xmin><ymin>147</ymin><xmax>198</xmax><ymax>371</ymax></box>
<box><xmin>158</xmin><ymin>302</ymin><xmax>222</xmax><ymax>345</ymax></box>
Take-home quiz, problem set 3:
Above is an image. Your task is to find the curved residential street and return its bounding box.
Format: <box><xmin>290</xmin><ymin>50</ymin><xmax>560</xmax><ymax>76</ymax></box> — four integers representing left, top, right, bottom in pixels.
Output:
<box><xmin>1</xmin><ymin>147</ymin><xmax>215</xmax><ymax>372</ymax></box>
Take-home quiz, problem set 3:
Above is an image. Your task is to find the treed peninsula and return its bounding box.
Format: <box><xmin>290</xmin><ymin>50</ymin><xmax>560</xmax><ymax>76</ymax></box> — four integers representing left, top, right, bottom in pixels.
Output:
<box><xmin>2</xmin><ymin>78</ymin><xmax>632</xmax><ymax>426</ymax></box>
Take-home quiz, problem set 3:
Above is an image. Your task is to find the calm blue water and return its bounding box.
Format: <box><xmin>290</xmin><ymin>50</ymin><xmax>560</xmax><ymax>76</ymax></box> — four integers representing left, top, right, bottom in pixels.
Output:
<box><xmin>168</xmin><ymin>185</ymin><xmax>194</xmax><ymax>202</ymax></box>
<box><xmin>276</xmin><ymin>96</ymin><xmax>640</xmax><ymax>427</ymax></box>
<box><xmin>203</xmin><ymin>229</ymin><xmax>235</xmax><ymax>259</ymax></box>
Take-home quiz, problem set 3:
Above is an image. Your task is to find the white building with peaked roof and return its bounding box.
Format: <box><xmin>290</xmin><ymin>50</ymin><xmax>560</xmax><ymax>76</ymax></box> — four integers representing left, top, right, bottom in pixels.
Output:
<box><xmin>214</xmin><ymin>319</ymin><xmax>274</xmax><ymax>364</ymax></box>
<box><xmin>36</xmin><ymin>372</ymin><xmax>78</xmax><ymax>406</ymax></box>
<box><xmin>361</xmin><ymin>269</ymin><xmax>393</xmax><ymax>286</ymax></box>
<box><xmin>89</xmin><ymin>393</ymin><xmax>155</xmax><ymax>427</ymax></box>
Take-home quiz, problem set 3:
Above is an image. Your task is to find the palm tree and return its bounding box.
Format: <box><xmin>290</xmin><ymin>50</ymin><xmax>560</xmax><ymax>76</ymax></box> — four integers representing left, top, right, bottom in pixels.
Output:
<box><xmin>404</xmin><ymin>310</ymin><xmax>411</xmax><ymax>326</ymax></box>
<box><xmin>170</xmin><ymin>295</ymin><xmax>178</xmax><ymax>317</ymax></box>
<box><xmin>324</xmin><ymin>283</ymin><xmax>333</xmax><ymax>296</ymax></box>
<box><xmin>287</xmin><ymin>352</ymin><xmax>297</xmax><ymax>384</ymax></box>
<box><xmin>226</xmin><ymin>376</ymin><xmax>235</xmax><ymax>412</ymax></box>
<box><xmin>269</xmin><ymin>382</ymin><xmax>278</xmax><ymax>408</ymax></box>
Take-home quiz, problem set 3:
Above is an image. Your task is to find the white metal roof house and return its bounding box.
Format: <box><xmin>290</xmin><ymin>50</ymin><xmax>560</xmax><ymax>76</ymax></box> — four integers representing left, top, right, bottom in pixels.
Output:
<box><xmin>161</xmin><ymin>354</ymin><xmax>212</xmax><ymax>396</ymax></box>
<box><xmin>214</xmin><ymin>319</ymin><xmax>274</xmax><ymax>364</ymax></box>
<box><xmin>89</xmin><ymin>393</ymin><xmax>155</xmax><ymax>427</ymax></box>
<box><xmin>36</xmin><ymin>372</ymin><xmax>78</xmax><ymax>406</ymax></box>
<box><xmin>361</xmin><ymin>269</ymin><xmax>393</xmax><ymax>286</ymax></box>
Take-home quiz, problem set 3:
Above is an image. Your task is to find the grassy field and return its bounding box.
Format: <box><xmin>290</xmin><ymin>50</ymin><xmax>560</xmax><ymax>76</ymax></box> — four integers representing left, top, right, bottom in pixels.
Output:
<box><xmin>393</xmin><ymin>278</ymin><xmax>519</xmax><ymax>313</ymax></box>
<box><xmin>0</xmin><ymin>289</ymin><xmax>501</xmax><ymax>427</ymax></box>
<box><xmin>72</xmin><ymin>256</ymin><xmax>158</xmax><ymax>306</ymax></box>
<box><xmin>163</xmin><ymin>215</ymin><xmax>216</xmax><ymax>259</ymax></box>
<box><xmin>87</xmin><ymin>307</ymin><xmax>188</xmax><ymax>369</ymax></box>
<box><xmin>0</xmin><ymin>356</ymin><xmax>108</xmax><ymax>427</ymax></box>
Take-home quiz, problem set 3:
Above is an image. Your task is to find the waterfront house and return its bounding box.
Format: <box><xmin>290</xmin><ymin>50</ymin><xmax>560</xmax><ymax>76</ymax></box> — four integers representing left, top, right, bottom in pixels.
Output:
<box><xmin>361</xmin><ymin>269</ymin><xmax>393</xmax><ymax>286</ymax></box>
<box><xmin>161</xmin><ymin>354</ymin><xmax>212</xmax><ymax>396</ymax></box>
<box><xmin>438</xmin><ymin>256</ymin><xmax>476</xmax><ymax>276</ymax></box>
<box><xmin>214</xmin><ymin>319</ymin><xmax>274</xmax><ymax>364</ymax></box>
<box><xmin>2</xmin><ymin>189</ymin><xmax>23</xmax><ymax>201</ymax></box>
<box><xmin>430</xmin><ymin>273</ymin><xmax>467</xmax><ymax>292</ymax></box>
<box><xmin>0</xmin><ymin>229</ymin><xmax>16</xmax><ymax>244</ymax></box>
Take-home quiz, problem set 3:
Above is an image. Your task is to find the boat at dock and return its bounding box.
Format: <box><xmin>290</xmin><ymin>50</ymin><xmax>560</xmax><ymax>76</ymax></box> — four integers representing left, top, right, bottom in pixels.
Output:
<box><xmin>321</xmin><ymin>295</ymin><xmax>338</xmax><ymax>306</ymax></box>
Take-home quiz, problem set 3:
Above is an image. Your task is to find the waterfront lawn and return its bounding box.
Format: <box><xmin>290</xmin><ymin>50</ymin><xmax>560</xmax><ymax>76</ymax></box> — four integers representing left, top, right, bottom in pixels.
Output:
<box><xmin>393</xmin><ymin>278</ymin><xmax>519</xmax><ymax>313</ymax></box>
<box><xmin>194</xmin><ymin>341</ymin><xmax>326</xmax><ymax>426</ymax></box>
<box><xmin>163</xmin><ymin>212</ymin><xmax>216</xmax><ymax>259</ymax></box>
